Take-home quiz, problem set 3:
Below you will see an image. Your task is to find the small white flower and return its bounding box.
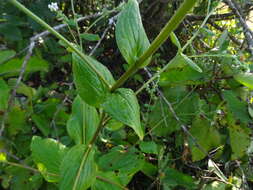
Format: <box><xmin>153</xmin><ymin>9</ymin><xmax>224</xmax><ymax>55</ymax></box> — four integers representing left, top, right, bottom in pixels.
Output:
<box><xmin>48</xmin><ymin>2</ymin><xmax>59</xmax><ymax>12</ymax></box>
<box><xmin>38</xmin><ymin>37</ymin><xmax>44</xmax><ymax>44</ymax></box>
<box><xmin>216</xmin><ymin>109</ymin><xmax>222</xmax><ymax>114</ymax></box>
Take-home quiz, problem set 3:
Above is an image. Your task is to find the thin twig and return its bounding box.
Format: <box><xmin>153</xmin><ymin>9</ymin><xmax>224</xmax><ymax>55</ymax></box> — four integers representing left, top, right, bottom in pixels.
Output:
<box><xmin>89</xmin><ymin>16</ymin><xmax>116</xmax><ymax>56</ymax></box>
<box><xmin>0</xmin><ymin>41</ymin><xmax>35</xmax><ymax>137</ymax></box>
<box><xmin>223</xmin><ymin>0</ymin><xmax>253</xmax><ymax>57</ymax></box>
<box><xmin>0</xmin><ymin>13</ymin><xmax>103</xmax><ymax>66</ymax></box>
<box><xmin>143</xmin><ymin>67</ymin><xmax>209</xmax><ymax>157</ymax></box>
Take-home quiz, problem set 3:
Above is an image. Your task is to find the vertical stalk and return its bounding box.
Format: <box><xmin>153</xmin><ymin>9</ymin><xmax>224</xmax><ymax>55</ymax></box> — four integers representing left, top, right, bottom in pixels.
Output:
<box><xmin>8</xmin><ymin>0</ymin><xmax>111</xmax><ymax>88</ymax></box>
<box><xmin>110</xmin><ymin>0</ymin><xmax>198</xmax><ymax>91</ymax></box>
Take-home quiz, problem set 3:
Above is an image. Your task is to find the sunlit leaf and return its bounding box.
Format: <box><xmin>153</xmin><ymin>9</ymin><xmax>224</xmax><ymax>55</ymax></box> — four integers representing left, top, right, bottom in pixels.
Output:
<box><xmin>102</xmin><ymin>88</ymin><xmax>144</xmax><ymax>140</ymax></box>
<box><xmin>31</xmin><ymin>136</ymin><xmax>68</xmax><ymax>182</ymax></box>
<box><xmin>60</xmin><ymin>145</ymin><xmax>96</xmax><ymax>190</ymax></box>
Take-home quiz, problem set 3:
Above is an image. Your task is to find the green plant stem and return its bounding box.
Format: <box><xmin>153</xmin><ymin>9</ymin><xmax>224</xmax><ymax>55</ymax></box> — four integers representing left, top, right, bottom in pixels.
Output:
<box><xmin>73</xmin><ymin>112</ymin><xmax>106</xmax><ymax>190</ymax></box>
<box><xmin>110</xmin><ymin>0</ymin><xmax>198</xmax><ymax>91</ymax></box>
<box><xmin>71</xmin><ymin>0</ymin><xmax>83</xmax><ymax>49</ymax></box>
<box><xmin>8</xmin><ymin>0</ymin><xmax>110</xmax><ymax>88</ymax></box>
<box><xmin>1</xmin><ymin>160</ymin><xmax>58</xmax><ymax>176</ymax></box>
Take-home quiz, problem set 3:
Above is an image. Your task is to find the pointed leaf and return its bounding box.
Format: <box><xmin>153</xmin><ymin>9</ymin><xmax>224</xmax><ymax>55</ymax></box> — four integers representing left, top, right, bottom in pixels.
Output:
<box><xmin>60</xmin><ymin>145</ymin><xmax>96</xmax><ymax>190</ymax></box>
<box><xmin>170</xmin><ymin>32</ymin><xmax>181</xmax><ymax>50</ymax></box>
<box><xmin>234</xmin><ymin>72</ymin><xmax>253</xmax><ymax>89</ymax></box>
<box><xmin>72</xmin><ymin>53</ymin><xmax>115</xmax><ymax>107</ymax></box>
<box><xmin>181</xmin><ymin>53</ymin><xmax>202</xmax><ymax>73</ymax></box>
<box><xmin>116</xmin><ymin>0</ymin><xmax>150</xmax><ymax>67</ymax></box>
<box><xmin>67</xmin><ymin>96</ymin><xmax>99</xmax><ymax>145</ymax></box>
<box><xmin>31</xmin><ymin>136</ymin><xmax>68</xmax><ymax>182</ymax></box>
<box><xmin>80</xmin><ymin>33</ymin><xmax>100</xmax><ymax>41</ymax></box>
<box><xmin>102</xmin><ymin>88</ymin><xmax>144</xmax><ymax>140</ymax></box>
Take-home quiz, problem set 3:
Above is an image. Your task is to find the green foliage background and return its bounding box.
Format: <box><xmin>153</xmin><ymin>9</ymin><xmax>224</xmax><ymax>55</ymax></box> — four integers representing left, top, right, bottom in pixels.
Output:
<box><xmin>0</xmin><ymin>0</ymin><xmax>253</xmax><ymax>189</ymax></box>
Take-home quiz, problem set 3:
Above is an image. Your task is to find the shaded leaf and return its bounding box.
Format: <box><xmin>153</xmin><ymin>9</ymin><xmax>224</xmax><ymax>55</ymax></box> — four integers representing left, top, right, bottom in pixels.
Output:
<box><xmin>98</xmin><ymin>146</ymin><xmax>144</xmax><ymax>175</ymax></box>
<box><xmin>116</xmin><ymin>0</ymin><xmax>150</xmax><ymax>67</ymax></box>
<box><xmin>0</xmin><ymin>50</ymin><xmax>15</xmax><ymax>64</ymax></box>
<box><xmin>7</xmin><ymin>106</ymin><xmax>26</xmax><ymax>136</ymax></box>
<box><xmin>229</xmin><ymin>125</ymin><xmax>250</xmax><ymax>160</ymax></box>
<box><xmin>139</xmin><ymin>141</ymin><xmax>158</xmax><ymax>154</ymax></box>
<box><xmin>0</xmin><ymin>78</ymin><xmax>10</xmax><ymax>111</ymax></box>
<box><xmin>223</xmin><ymin>90</ymin><xmax>251</xmax><ymax>124</ymax></box>
<box><xmin>102</xmin><ymin>88</ymin><xmax>144</xmax><ymax>140</ymax></box>
<box><xmin>92</xmin><ymin>171</ymin><xmax>124</xmax><ymax>190</ymax></box>
<box><xmin>72</xmin><ymin>53</ymin><xmax>115</xmax><ymax>107</ymax></box>
<box><xmin>31</xmin><ymin>114</ymin><xmax>50</xmax><ymax>136</ymax></box>
<box><xmin>162</xmin><ymin>168</ymin><xmax>197</xmax><ymax>189</ymax></box>
<box><xmin>189</xmin><ymin>116</ymin><xmax>221</xmax><ymax>161</ymax></box>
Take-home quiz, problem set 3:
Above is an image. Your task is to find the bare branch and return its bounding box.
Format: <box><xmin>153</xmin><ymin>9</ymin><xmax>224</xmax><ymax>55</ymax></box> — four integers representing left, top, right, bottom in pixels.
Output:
<box><xmin>223</xmin><ymin>0</ymin><xmax>253</xmax><ymax>57</ymax></box>
<box><xmin>0</xmin><ymin>40</ymin><xmax>35</xmax><ymax>137</ymax></box>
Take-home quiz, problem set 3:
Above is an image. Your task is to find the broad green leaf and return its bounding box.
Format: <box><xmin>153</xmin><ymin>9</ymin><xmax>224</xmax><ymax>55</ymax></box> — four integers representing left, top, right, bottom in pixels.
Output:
<box><xmin>0</xmin><ymin>50</ymin><xmax>15</xmax><ymax>64</ymax></box>
<box><xmin>67</xmin><ymin>96</ymin><xmax>99</xmax><ymax>145</ymax></box>
<box><xmin>170</xmin><ymin>32</ymin><xmax>181</xmax><ymax>50</ymax></box>
<box><xmin>189</xmin><ymin>116</ymin><xmax>221</xmax><ymax>161</ymax></box>
<box><xmin>116</xmin><ymin>0</ymin><xmax>150</xmax><ymax>67</ymax></box>
<box><xmin>80</xmin><ymin>33</ymin><xmax>100</xmax><ymax>41</ymax></box>
<box><xmin>92</xmin><ymin>171</ymin><xmax>124</xmax><ymax>190</ymax></box>
<box><xmin>139</xmin><ymin>141</ymin><xmax>158</xmax><ymax>154</ymax></box>
<box><xmin>223</xmin><ymin>90</ymin><xmax>251</xmax><ymax>124</ymax></box>
<box><xmin>234</xmin><ymin>72</ymin><xmax>253</xmax><ymax>89</ymax></box>
<box><xmin>148</xmin><ymin>89</ymin><xmax>200</xmax><ymax>137</ymax></box>
<box><xmin>162</xmin><ymin>168</ymin><xmax>197</xmax><ymax>189</ymax></box>
<box><xmin>229</xmin><ymin>125</ymin><xmax>250</xmax><ymax>160</ymax></box>
<box><xmin>181</xmin><ymin>53</ymin><xmax>202</xmax><ymax>73</ymax></box>
<box><xmin>60</xmin><ymin>145</ymin><xmax>96</xmax><ymax>190</ymax></box>
<box><xmin>102</xmin><ymin>88</ymin><xmax>144</xmax><ymax>140</ymax></box>
<box><xmin>0</xmin><ymin>78</ymin><xmax>9</xmax><ymax>111</ymax></box>
<box><xmin>31</xmin><ymin>136</ymin><xmax>68</xmax><ymax>182</ymax></box>
<box><xmin>0</xmin><ymin>56</ymin><xmax>49</xmax><ymax>77</ymax></box>
<box><xmin>72</xmin><ymin>53</ymin><xmax>115</xmax><ymax>107</ymax></box>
